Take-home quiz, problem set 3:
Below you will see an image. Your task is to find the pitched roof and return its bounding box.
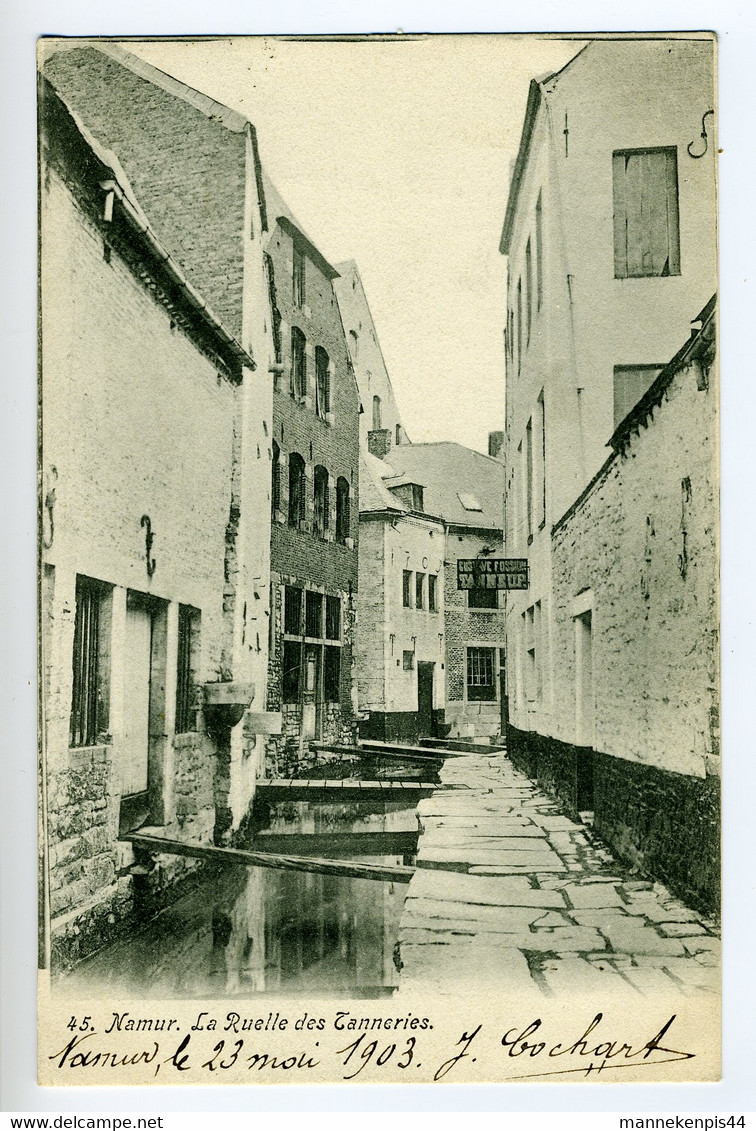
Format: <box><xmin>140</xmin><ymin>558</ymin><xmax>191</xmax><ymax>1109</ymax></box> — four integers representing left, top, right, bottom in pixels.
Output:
<box><xmin>93</xmin><ymin>42</ymin><xmax>249</xmax><ymax>133</ymax></box>
<box><xmin>359</xmin><ymin>448</ymin><xmax>408</xmax><ymax>515</ymax></box>
<box><xmin>41</xmin><ymin>78</ymin><xmax>255</xmax><ymax>375</ymax></box>
<box><xmin>387</xmin><ymin>442</ymin><xmax>504</xmax><ymax>530</ymax></box>
<box><xmin>262</xmin><ymin>169</ymin><xmax>339</xmax><ymax>279</ymax></box>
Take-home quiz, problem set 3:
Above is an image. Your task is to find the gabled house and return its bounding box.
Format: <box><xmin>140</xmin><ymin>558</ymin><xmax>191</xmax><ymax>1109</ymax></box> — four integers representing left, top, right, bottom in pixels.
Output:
<box><xmin>262</xmin><ymin>177</ymin><xmax>361</xmax><ymax>773</ymax></box>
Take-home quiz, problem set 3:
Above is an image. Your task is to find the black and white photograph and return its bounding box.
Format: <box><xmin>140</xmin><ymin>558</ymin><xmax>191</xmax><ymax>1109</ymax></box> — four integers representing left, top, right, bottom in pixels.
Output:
<box><xmin>35</xmin><ymin>32</ymin><xmax>720</xmax><ymax>1086</ymax></box>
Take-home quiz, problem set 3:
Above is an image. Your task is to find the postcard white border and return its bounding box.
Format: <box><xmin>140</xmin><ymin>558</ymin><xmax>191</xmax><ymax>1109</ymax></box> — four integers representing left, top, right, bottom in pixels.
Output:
<box><xmin>2</xmin><ymin>0</ymin><xmax>755</xmax><ymax>1115</ymax></box>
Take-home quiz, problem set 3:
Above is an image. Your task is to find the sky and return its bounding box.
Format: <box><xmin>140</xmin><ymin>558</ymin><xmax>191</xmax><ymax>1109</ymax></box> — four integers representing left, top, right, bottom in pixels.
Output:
<box><xmin>129</xmin><ymin>36</ymin><xmax>583</xmax><ymax>453</ymax></box>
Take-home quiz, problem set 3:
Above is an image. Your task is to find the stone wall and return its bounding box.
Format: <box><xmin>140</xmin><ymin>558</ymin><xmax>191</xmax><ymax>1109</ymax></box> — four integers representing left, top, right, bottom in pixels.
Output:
<box><xmin>545</xmin><ymin>339</ymin><xmax>719</xmax><ymax>911</ymax></box>
<box><xmin>40</xmin><ymin>155</ymin><xmax>241</xmax><ymax>967</ymax></box>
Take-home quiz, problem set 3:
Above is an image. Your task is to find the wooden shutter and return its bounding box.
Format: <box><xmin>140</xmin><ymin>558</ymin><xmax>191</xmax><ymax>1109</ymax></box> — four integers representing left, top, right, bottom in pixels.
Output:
<box><xmin>614</xmin><ymin>149</ymin><xmax>680</xmax><ymax>278</ymax></box>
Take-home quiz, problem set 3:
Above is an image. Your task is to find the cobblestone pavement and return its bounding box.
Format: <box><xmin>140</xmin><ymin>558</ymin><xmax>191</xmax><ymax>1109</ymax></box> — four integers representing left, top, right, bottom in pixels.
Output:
<box><xmin>397</xmin><ymin>748</ymin><xmax>720</xmax><ymax>997</ymax></box>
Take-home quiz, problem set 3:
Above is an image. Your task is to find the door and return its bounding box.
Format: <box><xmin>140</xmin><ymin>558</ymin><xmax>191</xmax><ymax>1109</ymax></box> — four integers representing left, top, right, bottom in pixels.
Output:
<box><xmin>416</xmin><ymin>662</ymin><xmax>434</xmax><ymax>738</ymax></box>
<box><xmin>122</xmin><ymin>597</ymin><xmax>153</xmax><ymax>799</ymax></box>
<box><xmin>575</xmin><ymin>610</ymin><xmax>594</xmax><ymax>747</ymax></box>
<box><xmin>301</xmin><ymin>644</ymin><xmax>321</xmax><ymax>741</ymax></box>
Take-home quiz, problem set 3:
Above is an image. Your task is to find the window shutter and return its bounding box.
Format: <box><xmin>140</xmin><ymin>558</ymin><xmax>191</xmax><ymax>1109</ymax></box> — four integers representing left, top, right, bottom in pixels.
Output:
<box><xmin>613</xmin><ymin>152</ymin><xmax>628</xmax><ymax>278</ymax></box>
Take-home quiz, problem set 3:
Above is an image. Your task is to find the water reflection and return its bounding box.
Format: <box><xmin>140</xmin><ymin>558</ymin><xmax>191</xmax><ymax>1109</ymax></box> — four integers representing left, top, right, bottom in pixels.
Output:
<box><xmin>56</xmin><ymin>800</ymin><xmax>415</xmax><ymax>999</ymax></box>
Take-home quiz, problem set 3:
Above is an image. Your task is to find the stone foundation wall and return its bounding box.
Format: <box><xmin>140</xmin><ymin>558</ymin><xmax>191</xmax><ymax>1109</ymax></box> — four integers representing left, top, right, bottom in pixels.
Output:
<box><xmin>593</xmin><ymin>751</ymin><xmax>720</xmax><ymax>916</ymax></box>
<box><xmin>506</xmin><ymin>723</ymin><xmax>719</xmax><ymax>915</ymax></box>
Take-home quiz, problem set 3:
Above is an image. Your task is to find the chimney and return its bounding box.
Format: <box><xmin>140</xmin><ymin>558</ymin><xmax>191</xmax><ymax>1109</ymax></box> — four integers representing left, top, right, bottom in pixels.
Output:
<box><xmin>488</xmin><ymin>430</ymin><xmax>504</xmax><ymax>459</ymax></box>
<box><xmin>368</xmin><ymin>429</ymin><xmax>392</xmax><ymax>460</ymax></box>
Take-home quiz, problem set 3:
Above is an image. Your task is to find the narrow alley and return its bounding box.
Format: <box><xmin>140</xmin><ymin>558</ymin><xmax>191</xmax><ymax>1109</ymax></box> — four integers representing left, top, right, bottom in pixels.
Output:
<box><xmin>397</xmin><ymin>747</ymin><xmax>720</xmax><ymax>997</ymax></box>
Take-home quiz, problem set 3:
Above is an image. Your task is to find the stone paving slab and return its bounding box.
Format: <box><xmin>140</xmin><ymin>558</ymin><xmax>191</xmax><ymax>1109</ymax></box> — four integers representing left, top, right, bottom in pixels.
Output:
<box><xmin>397</xmin><ymin>749</ymin><xmax>719</xmax><ymax>997</ymax></box>
<box><xmin>408</xmin><ymin>869</ymin><xmax>566</xmax><ymax>908</ymax></box>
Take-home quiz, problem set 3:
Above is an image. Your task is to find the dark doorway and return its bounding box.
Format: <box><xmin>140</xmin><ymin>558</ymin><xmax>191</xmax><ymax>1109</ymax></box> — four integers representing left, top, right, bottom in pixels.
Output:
<box><xmin>417</xmin><ymin>662</ymin><xmax>434</xmax><ymax>738</ymax></box>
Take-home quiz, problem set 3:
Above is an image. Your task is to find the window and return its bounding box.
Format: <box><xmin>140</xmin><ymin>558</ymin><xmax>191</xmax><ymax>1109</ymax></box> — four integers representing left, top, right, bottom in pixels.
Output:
<box><xmin>516</xmin><ymin>279</ymin><xmax>522</xmax><ymax>373</ymax></box>
<box><xmin>282</xmin><ymin>640</ymin><xmax>302</xmax><ymax>703</ymax></box>
<box><xmin>402</xmin><ymin>650</ymin><xmax>414</xmax><ymax>671</ymax></box>
<box><xmin>525</xmin><ymin>237</ymin><xmax>533</xmax><ymax>345</ymax></box>
<box><xmin>315</xmin><ymin>346</ymin><xmax>330</xmax><ymax>419</ymax></box>
<box><xmin>323</xmin><ymin>595</ymin><xmax>340</xmax><ymax>641</ymax></box>
<box><xmin>525</xmin><ymin>417</ymin><xmax>534</xmax><ymax>538</ymax></box>
<box><xmin>525</xmin><ymin>602</ymin><xmax>542</xmax><ymax>704</ymax></box>
<box><xmin>284</xmin><ymin>586</ymin><xmax>302</xmax><ymax>635</ymax></box>
<box><xmin>175</xmin><ymin>605</ymin><xmax>199</xmax><ymax>734</ymax></box>
<box><xmin>613</xmin><ymin>365</ymin><xmax>663</xmax><ymax>428</ymax></box>
<box><xmin>70</xmin><ymin>576</ymin><xmax>111</xmax><ymax>747</ymax></box>
<box><xmin>293</xmin><ymin>243</ymin><xmax>306</xmax><ymax>307</ymax></box>
<box><xmin>467</xmin><ymin>647</ymin><xmax>496</xmax><ymax>701</ymax></box>
<box><xmin>535</xmin><ymin>191</ymin><xmax>543</xmax><ymax>310</ymax></box>
<box><xmin>415</xmin><ymin>572</ymin><xmax>426</xmax><ymax>610</ymax></box>
<box><xmin>271</xmin><ymin>441</ymin><xmax>281</xmax><ymax>518</ymax></box>
<box><xmin>288</xmin><ymin>452</ymin><xmax>306</xmax><ymax>527</ymax></box>
<box><xmin>428</xmin><ymin>574</ymin><xmax>438</xmax><ymax>613</ymax></box>
<box><xmin>265</xmin><ymin>253</ymin><xmax>282</xmax><ymax>372</ymax></box>
<box><xmin>402</xmin><ymin>570</ymin><xmax>412</xmax><ymax>608</ymax></box>
<box><xmin>372</xmin><ymin>395</ymin><xmax>383</xmax><ymax>431</ymax></box>
<box><xmin>458</xmin><ymin>492</ymin><xmax>482</xmax><ymax>512</ymax></box>
<box><xmin>469</xmin><ymin>588</ymin><xmax>498</xmax><ymax>609</ymax></box>
<box><xmin>291</xmin><ymin>327</ymin><xmax>306</xmax><ymax>399</ymax></box>
<box><xmin>536</xmin><ymin>391</ymin><xmax>546</xmax><ymax>529</ymax></box>
<box><xmin>613</xmin><ymin>148</ymin><xmax>680</xmax><ymax>278</ymax></box>
<box><xmin>396</xmin><ymin>424</ymin><xmax>402</xmax><ymax>446</ymax></box>
<box><xmin>324</xmin><ymin>646</ymin><xmax>340</xmax><ymax>701</ymax></box>
<box><xmin>313</xmin><ymin>465</ymin><xmax>329</xmax><ymax>538</ymax></box>
<box><xmin>336</xmin><ymin>476</ymin><xmax>350</xmax><ymax>544</ymax></box>
<box><xmin>305</xmin><ymin>590</ymin><xmax>323</xmax><ymax>638</ymax></box>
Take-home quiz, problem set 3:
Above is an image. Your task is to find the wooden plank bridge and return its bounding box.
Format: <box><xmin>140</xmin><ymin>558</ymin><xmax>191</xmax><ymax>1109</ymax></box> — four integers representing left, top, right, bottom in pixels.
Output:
<box><xmin>312</xmin><ymin>741</ymin><xmax>461</xmax><ymax>764</ymax></box>
<box><xmin>254</xmin><ymin>778</ymin><xmax>464</xmax><ymax>803</ymax></box>
<box><xmin>124</xmin><ymin>830</ymin><xmax>416</xmax><ymax>884</ymax></box>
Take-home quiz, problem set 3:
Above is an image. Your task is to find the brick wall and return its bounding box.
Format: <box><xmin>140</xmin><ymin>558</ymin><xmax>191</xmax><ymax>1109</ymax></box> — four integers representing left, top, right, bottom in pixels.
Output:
<box><xmin>44</xmin><ymin>46</ymin><xmax>248</xmax><ymax>341</ymax></box>
<box><xmin>264</xmin><ymin>221</ymin><xmax>360</xmax><ymax>768</ymax></box>
<box><xmin>444</xmin><ymin>527</ymin><xmax>506</xmax><ymax>736</ymax></box>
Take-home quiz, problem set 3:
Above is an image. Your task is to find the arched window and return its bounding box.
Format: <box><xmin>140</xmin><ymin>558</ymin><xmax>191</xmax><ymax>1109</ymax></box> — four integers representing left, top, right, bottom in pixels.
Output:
<box><xmin>271</xmin><ymin>441</ymin><xmax>280</xmax><ymax>518</ymax></box>
<box><xmin>313</xmin><ymin>465</ymin><xmax>330</xmax><ymax>538</ymax></box>
<box><xmin>290</xmin><ymin>327</ymin><xmax>306</xmax><ymax>400</ymax></box>
<box><xmin>336</xmin><ymin>476</ymin><xmax>351</xmax><ymax>544</ymax></box>
<box><xmin>372</xmin><ymin>395</ymin><xmax>382</xmax><ymax>431</ymax></box>
<box><xmin>315</xmin><ymin>346</ymin><xmax>330</xmax><ymax>420</ymax></box>
<box><xmin>349</xmin><ymin>329</ymin><xmax>359</xmax><ymax>361</ymax></box>
<box><xmin>288</xmin><ymin>452</ymin><xmax>306</xmax><ymax>528</ymax></box>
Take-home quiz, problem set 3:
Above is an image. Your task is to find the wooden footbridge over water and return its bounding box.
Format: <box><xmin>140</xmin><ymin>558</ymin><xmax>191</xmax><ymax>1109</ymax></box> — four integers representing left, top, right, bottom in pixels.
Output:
<box><xmin>124</xmin><ymin>740</ymin><xmax>465</xmax><ymax>884</ymax></box>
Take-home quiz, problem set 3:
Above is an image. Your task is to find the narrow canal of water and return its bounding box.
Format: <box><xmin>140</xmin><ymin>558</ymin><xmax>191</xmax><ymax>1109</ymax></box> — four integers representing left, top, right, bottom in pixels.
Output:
<box><xmin>56</xmin><ymin>794</ymin><xmax>421</xmax><ymax>999</ymax></box>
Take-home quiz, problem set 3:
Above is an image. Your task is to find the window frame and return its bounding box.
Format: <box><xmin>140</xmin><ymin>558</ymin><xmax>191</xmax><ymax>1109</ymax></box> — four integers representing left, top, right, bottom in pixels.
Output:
<box><xmin>69</xmin><ymin>576</ymin><xmax>111</xmax><ymax>748</ymax></box>
<box><xmin>466</xmin><ymin>645</ymin><xmax>497</xmax><ymax>702</ymax></box>
<box><xmin>314</xmin><ymin>345</ymin><xmax>330</xmax><ymax>420</ymax></box>
<box><xmin>402</xmin><ymin>569</ymin><xmax>412</xmax><ymax>608</ymax></box>
<box><xmin>175</xmin><ymin>604</ymin><xmax>199</xmax><ymax>735</ymax></box>
<box><xmin>335</xmin><ymin>476</ymin><xmax>351</xmax><ymax>544</ymax></box>
<box><xmin>613</xmin><ymin>146</ymin><xmax>681</xmax><ymax>280</ymax></box>
<box><xmin>293</xmin><ymin>242</ymin><xmax>306</xmax><ymax>308</ymax></box>
<box><xmin>287</xmin><ymin>452</ymin><xmax>306</xmax><ymax>528</ymax></box>
<box><xmin>290</xmin><ymin>326</ymin><xmax>307</xmax><ymax>400</ymax></box>
<box><xmin>313</xmin><ymin>464</ymin><xmax>330</xmax><ymax>539</ymax></box>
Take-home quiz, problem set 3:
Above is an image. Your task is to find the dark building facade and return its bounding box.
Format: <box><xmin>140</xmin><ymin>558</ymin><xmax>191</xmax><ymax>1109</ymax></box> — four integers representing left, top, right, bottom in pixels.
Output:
<box><xmin>263</xmin><ymin>177</ymin><xmax>360</xmax><ymax>773</ymax></box>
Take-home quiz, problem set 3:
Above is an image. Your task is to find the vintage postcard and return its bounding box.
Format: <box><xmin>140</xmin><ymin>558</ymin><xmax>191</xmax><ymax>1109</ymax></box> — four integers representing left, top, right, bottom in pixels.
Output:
<box><xmin>37</xmin><ymin>32</ymin><xmax>720</xmax><ymax>1086</ymax></box>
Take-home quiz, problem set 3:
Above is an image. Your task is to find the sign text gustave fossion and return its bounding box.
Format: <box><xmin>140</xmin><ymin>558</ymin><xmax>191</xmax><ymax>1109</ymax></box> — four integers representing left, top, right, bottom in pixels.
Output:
<box><xmin>457</xmin><ymin>558</ymin><xmax>529</xmax><ymax>590</ymax></box>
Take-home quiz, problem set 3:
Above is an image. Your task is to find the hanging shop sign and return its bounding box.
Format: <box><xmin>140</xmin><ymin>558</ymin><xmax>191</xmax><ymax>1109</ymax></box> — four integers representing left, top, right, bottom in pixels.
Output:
<box><xmin>457</xmin><ymin>558</ymin><xmax>529</xmax><ymax>590</ymax></box>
